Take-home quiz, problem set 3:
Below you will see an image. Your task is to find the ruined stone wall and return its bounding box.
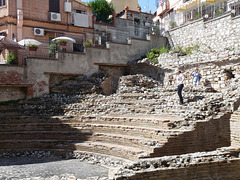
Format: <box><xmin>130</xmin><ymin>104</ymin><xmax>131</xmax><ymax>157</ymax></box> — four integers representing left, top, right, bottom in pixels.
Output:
<box><xmin>0</xmin><ymin>87</ymin><xmax>26</xmax><ymax>102</ymax></box>
<box><xmin>158</xmin><ymin>51</ymin><xmax>240</xmax><ymax>90</ymax></box>
<box><xmin>115</xmin><ymin>158</ymin><xmax>240</xmax><ymax>180</ymax></box>
<box><xmin>169</xmin><ymin>13</ymin><xmax>240</xmax><ymax>51</ymax></box>
<box><xmin>0</xmin><ymin>65</ymin><xmax>30</xmax><ymax>102</ymax></box>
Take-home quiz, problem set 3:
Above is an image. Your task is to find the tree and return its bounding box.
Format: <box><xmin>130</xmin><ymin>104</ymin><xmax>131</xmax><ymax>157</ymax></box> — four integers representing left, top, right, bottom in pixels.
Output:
<box><xmin>88</xmin><ymin>0</ymin><xmax>115</xmax><ymax>23</ymax></box>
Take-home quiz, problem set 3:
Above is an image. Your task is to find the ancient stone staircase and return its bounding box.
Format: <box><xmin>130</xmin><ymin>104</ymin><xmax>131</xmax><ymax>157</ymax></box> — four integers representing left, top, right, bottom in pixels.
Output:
<box><xmin>0</xmin><ymin>74</ymin><xmax>235</xmax><ymax>162</ymax></box>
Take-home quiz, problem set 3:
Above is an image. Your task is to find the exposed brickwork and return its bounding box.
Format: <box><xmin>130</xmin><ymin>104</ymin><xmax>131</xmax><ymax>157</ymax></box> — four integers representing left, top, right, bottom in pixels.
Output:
<box><xmin>231</xmin><ymin>107</ymin><xmax>240</xmax><ymax>148</ymax></box>
<box><xmin>0</xmin><ymin>70</ymin><xmax>24</xmax><ymax>84</ymax></box>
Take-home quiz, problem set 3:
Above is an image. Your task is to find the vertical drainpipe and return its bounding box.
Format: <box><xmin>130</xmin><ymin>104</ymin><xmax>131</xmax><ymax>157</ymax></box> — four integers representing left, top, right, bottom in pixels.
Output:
<box><xmin>17</xmin><ymin>0</ymin><xmax>23</xmax><ymax>41</ymax></box>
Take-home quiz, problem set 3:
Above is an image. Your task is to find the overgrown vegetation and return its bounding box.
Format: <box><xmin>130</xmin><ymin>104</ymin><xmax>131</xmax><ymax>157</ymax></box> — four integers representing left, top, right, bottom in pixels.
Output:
<box><xmin>146</xmin><ymin>46</ymin><xmax>169</xmax><ymax>64</ymax></box>
<box><xmin>173</xmin><ymin>44</ymin><xmax>200</xmax><ymax>55</ymax></box>
<box><xmin>5</xmin><ymin>51</ymin><xmax>17</xmax><ymax>65</ymax></box>
<box><xmin>88</xmin><ymin>0</ymin><xmax>115</xmax><ymax>23</ymax></box>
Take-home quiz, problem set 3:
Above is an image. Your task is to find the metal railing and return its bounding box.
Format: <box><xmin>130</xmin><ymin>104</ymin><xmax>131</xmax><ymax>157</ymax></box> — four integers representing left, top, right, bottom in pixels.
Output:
<box><xmin>0</xmin><ymin>24</ymin><xmax>159</xmax><ymax>65</ymax></box>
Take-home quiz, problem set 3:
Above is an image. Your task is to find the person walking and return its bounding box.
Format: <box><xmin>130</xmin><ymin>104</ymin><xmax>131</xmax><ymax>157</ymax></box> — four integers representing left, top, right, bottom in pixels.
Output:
<box><xmin>192</xmin><ymin>68</ymin><xmax>201</xmax><ymax>86</ymax></box>
<box><xmin>176</xmin><ymin>71</ymin><xmax>185</xmax><ymax>104</ymax></box>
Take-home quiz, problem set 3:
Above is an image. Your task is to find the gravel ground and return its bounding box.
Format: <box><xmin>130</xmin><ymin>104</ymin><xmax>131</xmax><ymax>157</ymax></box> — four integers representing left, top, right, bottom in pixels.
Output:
<box><xmin>0</xmin><ymin>156</ymin><xmax>108</xmax><ymax>179</ymax></box>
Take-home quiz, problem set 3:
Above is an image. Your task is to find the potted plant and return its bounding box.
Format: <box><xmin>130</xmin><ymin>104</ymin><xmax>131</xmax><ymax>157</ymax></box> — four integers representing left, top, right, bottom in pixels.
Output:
<box><xmin>57</xmin><ymin>39</ymin><xmax>68</xmax><ymax>46</ymax></box>
<box><xmin>28</xmin><ymin>44</ymin><xmax>38</xmax><ymax>51</ymax></box>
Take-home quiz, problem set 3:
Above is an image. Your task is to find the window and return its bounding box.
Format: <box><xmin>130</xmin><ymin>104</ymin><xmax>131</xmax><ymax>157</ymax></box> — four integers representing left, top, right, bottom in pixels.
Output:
<box><xmin>75</xmin><ymin>10</ymin><xmax>86</xmax><ymax>14</ymax></box>
<box><xmin>49</xmin><ymin>0</ymin><xmax>59</xmax><ymax>13</ymax></box>
<box><xmin>0</xmin><ymin>0</ymin><xmax>6</xmax><ymax>7</ymax></box>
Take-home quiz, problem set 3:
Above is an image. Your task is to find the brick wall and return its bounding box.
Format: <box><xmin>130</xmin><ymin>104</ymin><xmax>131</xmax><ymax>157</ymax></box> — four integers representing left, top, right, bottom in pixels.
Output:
<box><xmin>231</xmin><ymin>107</ymin><xmax>240</xmax><ymax>148</ymax></box>
<box><xmin>152</xmin><ymin>113</ymin><xmax>231</xmax><ymax>157</ymax></box>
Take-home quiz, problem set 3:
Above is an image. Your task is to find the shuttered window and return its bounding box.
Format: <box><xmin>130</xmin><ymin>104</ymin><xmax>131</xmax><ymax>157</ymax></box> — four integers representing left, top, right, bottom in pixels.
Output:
<box><xmin>49</xmin><ymin>0</ymin><xmax>60</xmax><ymax>13</ymax></box>
<box><xmin>0</xmin><ymin>0</ymin><xmax>6</xmax><ymax>7</ymax></box>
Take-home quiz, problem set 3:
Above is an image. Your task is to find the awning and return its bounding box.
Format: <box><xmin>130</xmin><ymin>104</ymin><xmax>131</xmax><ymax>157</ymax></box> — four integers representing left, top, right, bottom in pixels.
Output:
<box><xmin>206</xmin><ymin>0</ymin><xmax>220</xmax><ymax>5</ymax></box>
<box><xmin>176</xmin><ymin>0</ymin><xmax>200</xmax><ymax>12</ymax></box>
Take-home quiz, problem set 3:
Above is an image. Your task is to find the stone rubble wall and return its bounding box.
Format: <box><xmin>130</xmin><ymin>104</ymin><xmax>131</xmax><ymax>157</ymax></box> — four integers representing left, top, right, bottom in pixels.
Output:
<box><xmin>169</xmin><ymin>13</ymin><xmax>240</xmax><ymax>51</ymax></box>
<box><xmin>114</xmin><ymin>148</ymin><xmax>240</xmax><ymax>180</ymax></box>
<box><xmin>157</xmin><ymin>51</ymin><xmax>240</xmax><ymax>91</ymax></box>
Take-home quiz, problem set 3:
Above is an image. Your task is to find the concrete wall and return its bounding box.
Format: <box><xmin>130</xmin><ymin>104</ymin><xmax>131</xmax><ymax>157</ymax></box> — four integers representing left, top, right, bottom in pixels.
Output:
<box><xmin>0</xmin><ymin>35</ymin><xmax>167</xmax><ymax>100</ymax></box>
<box><xmin>169</xmin><ymin>13</ymin><xmax>240</xmax><ymax>51</ymax></box>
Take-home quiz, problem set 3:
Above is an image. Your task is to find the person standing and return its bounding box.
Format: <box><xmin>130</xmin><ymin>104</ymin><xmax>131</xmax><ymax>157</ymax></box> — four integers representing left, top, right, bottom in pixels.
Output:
<box><xmin>176</xmin><ymin>71</ymin><xmax>185</xmax><ymax>104</ymax></box>
<box><xmin>192</xmin><ymin>68</ymin><xmax>201</xmax><ymax>86</ymax></box>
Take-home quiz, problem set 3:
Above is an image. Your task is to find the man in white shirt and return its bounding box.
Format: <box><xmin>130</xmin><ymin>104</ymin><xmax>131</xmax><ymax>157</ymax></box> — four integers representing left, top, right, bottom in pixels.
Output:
<box><xmin>176</xmin><ymin>71</ymin><xmax>185</xmax><ymax>104</ymax></box>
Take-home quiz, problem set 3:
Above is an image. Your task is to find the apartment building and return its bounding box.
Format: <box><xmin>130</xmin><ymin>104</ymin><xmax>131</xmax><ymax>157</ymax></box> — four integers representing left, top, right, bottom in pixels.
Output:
<box><xmin>0</xmin><ymin>0</ymin><xmax>93</xmax><ymax>42</ymax></box>
<box><xmin>107</xmin><ymin>0</ymin><xmax>139</xmax><ymax>13</ymax></box>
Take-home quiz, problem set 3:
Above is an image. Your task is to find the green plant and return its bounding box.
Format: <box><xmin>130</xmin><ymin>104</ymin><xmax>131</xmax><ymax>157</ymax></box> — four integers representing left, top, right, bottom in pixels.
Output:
<box><xmin>83</xmin><ymin>40</ymin><xmax>93</xmax><ymax>47</ymax></box>
<box><xmin>88</xmin><ymin>0</ymin><xmax>115</xmax><ymax>23</ymax></box>
<box><xmin>48</xmin><ymin>42</ymin><xmax>58</xmax><ymax>58</ymax></box>
<box><xmin>57</xmin><ymin>39</ymin><xmax>67</xmax><ymax>44</ymax></box>
<box><xmin>146</xmin><ymin>46</ymin><xmax>169</xmax><ymax>64</ymax></box>
<box><xmin>173</xmin><ymin>44</ymin><xmax>200</xmax><ymax>55</ymax></box>
<box><xmin>27</xmin><ymin>44</ymin><xmax>38</xmax><ymax>48</ymax></box>
<box><xmin>194</xmin><ymin>13</ymin><xmax>201</xmax><ymax>19</ymax></box>
<box><xmin>169</xmin><ymin>21</ymin><xmax>177</xmax><ymax>29</ymax></box>
<box><xmin>5</xmin><ymin>51</ymin><xmax>17</xmax><ymax>65</ymax></box>
<box><xmin>159</xmin><ymin>45</ymin><xmax>169</xmax><ymax>54</ymax></box>
<box><xmin>215</xmin><ymin>9</ymin><xmax>223</xmax><ymax>16</ymax></box>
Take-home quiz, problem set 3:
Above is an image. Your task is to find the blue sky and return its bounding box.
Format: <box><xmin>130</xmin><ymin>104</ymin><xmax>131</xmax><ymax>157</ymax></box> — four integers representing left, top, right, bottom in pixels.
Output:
<box><xmin>81</xmin><ymin>0</ymin><xmax>157</xmax><ymax>13</ymax></box>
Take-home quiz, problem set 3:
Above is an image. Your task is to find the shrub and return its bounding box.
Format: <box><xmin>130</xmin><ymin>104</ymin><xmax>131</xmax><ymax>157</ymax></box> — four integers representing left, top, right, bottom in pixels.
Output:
<box><xmin>215</xmin><ymin>9</ymin><xmax>224</xmax><ymax>16</ymax></box>
<box><xmin>146</xmin><ymin>46</ymin><xmax>169</xmax><ymax>64</ymax></box>
<box><xmin>194</xmin><ymin>13</ymin><xmax>201</xmax><ymax>19</ymax></box>
<box><xmin>173</xmin><ymin>45</ymin><xmax>200</xmax><ymax>55</ymax></box>
<box><xmin>48</xmin><ymin>42</ymin><xmax>58</xmax><ymax>58</ymax></box>
<box><xmin>6</xmin><ymin>52</ymin><xmax>17</xmax><ymax>65</ymax></box>
<box><xmin>83</xmin><ymin>40</ymin><xmax>93</xmax><ymax>47</ymax></box>
<box><xmin>169</xmin><ymin>21</ymin><xmax>177</xmax><ymax>29</ymax></box>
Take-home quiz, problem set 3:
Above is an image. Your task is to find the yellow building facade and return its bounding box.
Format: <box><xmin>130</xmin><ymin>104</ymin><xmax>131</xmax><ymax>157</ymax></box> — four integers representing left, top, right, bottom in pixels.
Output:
<box><xmin>107</xmin><ymin>0</ymin><xmax>139</xmax><ymax>13</ymax></box>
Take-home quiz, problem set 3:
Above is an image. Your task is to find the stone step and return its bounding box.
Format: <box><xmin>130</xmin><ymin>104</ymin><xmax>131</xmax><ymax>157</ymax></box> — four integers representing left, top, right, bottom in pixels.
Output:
<box><xmin>67</xmin><ymin>141</ymin><xmax>151</xmax><ymax>161</ymax></box>
<box><xmin>0</xmin><ymin>131</ymin><xmax>93</xmax><ymax>141</ymax></box>
<box><xmin>89</xmin><ymin>133</ymin><xmax>164</xmax><ymax>150</ymax></box>
<box><xmin>0</xmin><ymin>117</ymin><xmax>81</xmax><ymax>124</ymax></box>
<box><xmin>0</xmin><ymin>123</ymin><xmax>92</xmax><ymax>132</ymax></box>
<box><xmin>81</xmin><ymin>114</ymin><xmax>183</xmax><ymax>129</ymax></box>
<box><xmin>83</xmin><ymin>123</ymin><xmax>189</xmax><ymax>140</ymax></box>
<box><xmin>0</xmin><ymin>139</ymin><xmax>73</xmax><ymax>149</ymax></box>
